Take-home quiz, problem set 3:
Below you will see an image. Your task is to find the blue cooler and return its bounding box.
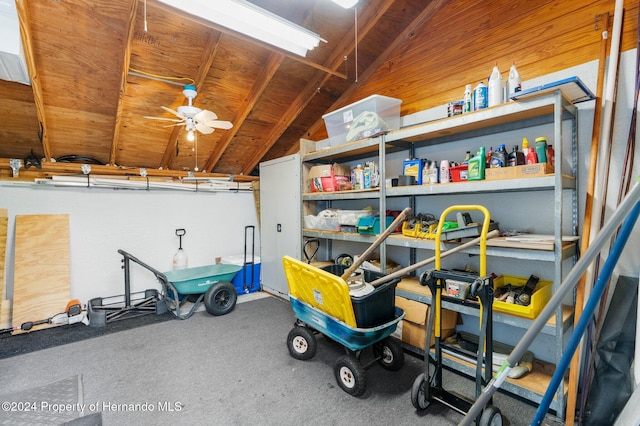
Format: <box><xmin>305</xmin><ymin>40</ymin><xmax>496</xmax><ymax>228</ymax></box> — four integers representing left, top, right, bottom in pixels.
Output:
<box><xmin>220</xmin><ymin>255</ymin><xmax>261</xmax><ymax>294</ymax></box>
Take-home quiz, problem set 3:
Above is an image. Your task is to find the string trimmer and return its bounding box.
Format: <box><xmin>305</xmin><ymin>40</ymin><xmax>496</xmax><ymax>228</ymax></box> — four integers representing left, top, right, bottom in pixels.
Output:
<box><xmin>0</xmin><ymin>299</ymin><xmax>87</xmax><ymax>335</ymax></box>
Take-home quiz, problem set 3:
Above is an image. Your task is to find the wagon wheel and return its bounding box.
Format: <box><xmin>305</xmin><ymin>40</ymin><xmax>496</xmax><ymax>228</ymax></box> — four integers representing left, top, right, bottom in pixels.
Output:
<box><xmin>478</xmin><ymin>405</ymin><xmax>503</xmax><ymax>426</ymax></box>
<box><xmin>411</xmin><ymin>373</ymin><xmax>431</xmax><ymax>410</ymax></box>
<box><xmin>373</xmin><ymin>337</ymin><xmax>404</xmax><ymax>371</ymax></box>
<box><xmin>204</xmin><ymin>282</ymin><xmax>237</xmax><ymax>316</ymax></box>
<box><xmin>287</xmin><ymin>326</ymin><xmax>317</xmax><ymax>360</ymax></box>
<box><xmin>334</xmin><ymin>354</ymin><xmax>366</xmax><ymax>396</ymax></box>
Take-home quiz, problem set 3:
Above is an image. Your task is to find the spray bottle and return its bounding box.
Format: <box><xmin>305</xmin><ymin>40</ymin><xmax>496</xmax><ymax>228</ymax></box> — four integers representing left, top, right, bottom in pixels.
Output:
<box><xmin>173</xmin><ymin>228</ymin><xmax>188</xmax><ymax>270</ymax></box>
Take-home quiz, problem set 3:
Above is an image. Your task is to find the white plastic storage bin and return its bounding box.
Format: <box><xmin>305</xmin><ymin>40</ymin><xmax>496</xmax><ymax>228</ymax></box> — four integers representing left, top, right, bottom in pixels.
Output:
<box><xmin>322</xmin><ymin>95</ymin><xmax>402</xmax><ymax>146</ymax></box>
<box><xmin>220</xmin><ymin>255</ymin><xmax>261</xmax><ymax>294</ymax></box>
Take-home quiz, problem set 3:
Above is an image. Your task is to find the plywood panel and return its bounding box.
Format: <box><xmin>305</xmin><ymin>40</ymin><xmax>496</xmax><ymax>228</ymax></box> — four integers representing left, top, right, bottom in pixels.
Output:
<box><xmin>12</xmin><ymin>214</ymin><xmax>70</xmax><ymax>333</ymax></box>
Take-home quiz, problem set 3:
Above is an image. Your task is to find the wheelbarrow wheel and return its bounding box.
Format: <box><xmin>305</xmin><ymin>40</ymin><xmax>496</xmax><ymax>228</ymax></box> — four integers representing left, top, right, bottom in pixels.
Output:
<box><xmin>334</xmin><ymin>354</ymin><xmax>366</xmax><ymax>396</ymax></box>
<box><xmin>411</xmin><ymin>373</ymin><xmax>431</xmax><ymax>410</ymax></box>
<box><xmin>373</xmin><ymin>337</ymin><xmax>404</xmax><ymax>371</ymax></box>
<box><xmin>287</xmin><ymin>326</ymin><xmax>317</xmax><ymax>360</ymax></box>
<box><xmin>478</xmin><ymin>405</ymin><xmax>503</xmax><ymax>426</ymax></box>
<box><xmin>204</xmin><ymin>282</ymin><xmax>237</xmax><ymax>316</ymax></box>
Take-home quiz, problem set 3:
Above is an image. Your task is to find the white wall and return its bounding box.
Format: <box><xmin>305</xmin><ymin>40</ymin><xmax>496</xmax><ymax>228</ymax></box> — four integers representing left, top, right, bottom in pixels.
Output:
<box><xmin>1</xmin><ymin>184</ymin><xmax>260</xmax><ymax>305</ymax></box>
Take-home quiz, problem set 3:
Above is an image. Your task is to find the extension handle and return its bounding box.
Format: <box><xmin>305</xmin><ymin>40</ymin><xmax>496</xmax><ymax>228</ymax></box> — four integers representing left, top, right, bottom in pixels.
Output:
<box><xmin>367</xmin><ymin>229</ymin><xmax>499</xmax><ymax>287</ymax></box>
<box><xmin>340</xmin><ymin>207</ymin><xmax>412</xmax><ymax>281</ymax></box>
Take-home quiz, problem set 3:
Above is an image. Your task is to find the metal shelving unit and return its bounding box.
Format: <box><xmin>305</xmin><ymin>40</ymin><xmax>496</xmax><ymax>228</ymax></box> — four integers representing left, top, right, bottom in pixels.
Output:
<box><xmin>299</xmin><ymin>91</ymin><xmax>578</xmax><ymax>416</ymax></box>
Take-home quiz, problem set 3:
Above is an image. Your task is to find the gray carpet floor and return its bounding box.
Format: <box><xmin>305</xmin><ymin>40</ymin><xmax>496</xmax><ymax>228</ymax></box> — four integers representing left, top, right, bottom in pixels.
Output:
<box><xmin>0</xmin><ymin>294</ymin><xmax>548</xmax><ymax>425</ymax></box>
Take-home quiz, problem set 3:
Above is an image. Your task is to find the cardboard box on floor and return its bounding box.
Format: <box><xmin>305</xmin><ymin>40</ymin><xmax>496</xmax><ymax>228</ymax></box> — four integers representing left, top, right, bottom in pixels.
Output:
<box><xmin>393</xmin><ymin>277</ymin><xmax>459</xmax><ymax>350</ymax></box>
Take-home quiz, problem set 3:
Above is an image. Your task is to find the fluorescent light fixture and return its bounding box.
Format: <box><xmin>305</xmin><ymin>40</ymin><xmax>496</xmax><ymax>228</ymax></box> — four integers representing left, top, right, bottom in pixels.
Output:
<box><xmin>157</xmin><ymin>0</ymin><xmax>325</xmax><ymax>57</ymax></box>
<box><xmin>0</xmin><ymin>0</ymin><xmax>30</xmax><ymax>85</ymax></box>
<box><xmin>332</xmin><ymin>0</ymin><xmax>359</xmax><ymax>8</ymax></box>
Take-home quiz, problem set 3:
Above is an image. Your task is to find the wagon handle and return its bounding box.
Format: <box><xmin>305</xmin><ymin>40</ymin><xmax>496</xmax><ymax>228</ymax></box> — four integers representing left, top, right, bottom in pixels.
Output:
<box><xmin>339</xmin><ymin>207</ymin><xmax>412</xmax><ymax>281</ymax></box>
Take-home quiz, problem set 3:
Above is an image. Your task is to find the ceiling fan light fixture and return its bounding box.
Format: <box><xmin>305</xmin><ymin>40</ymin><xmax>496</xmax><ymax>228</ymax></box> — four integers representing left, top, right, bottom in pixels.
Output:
<box><xmin>158</xmin><ymin>0</ymin><xmax>325</xmax><ymax>57</ymax></box>
<box><xmin>331</xmin><ymin>0</ymin><xmax>359</xmax><ymax>8</ymax></box>
<box><xmin>187</xmin><ymin>129</ymin><xmax>195</xmax><ymax>142</ymax></box>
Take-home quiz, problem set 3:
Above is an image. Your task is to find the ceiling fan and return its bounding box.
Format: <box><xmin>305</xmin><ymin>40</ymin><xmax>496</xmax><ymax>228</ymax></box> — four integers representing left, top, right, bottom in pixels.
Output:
<box><xmin>145</xmin><ymin>84</ymin><xmax>233</xmax><ymax>141</ymax></box>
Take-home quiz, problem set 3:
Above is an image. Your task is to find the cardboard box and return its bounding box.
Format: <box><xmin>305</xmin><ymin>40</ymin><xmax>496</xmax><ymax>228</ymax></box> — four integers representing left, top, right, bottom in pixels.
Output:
<box><xmin>485</xmin><ymin>162</ymin><xmax>553</xmax><ymax>181</ymax></box>
<box><xmin>393</xmin><ymin>296</ymin><xmax>458</xmax><ymax>349</ymax></box>
<box><xmin>309</xmin><ymin>163</ymin><xmax>352</xmax><ymax>192</ymax></box>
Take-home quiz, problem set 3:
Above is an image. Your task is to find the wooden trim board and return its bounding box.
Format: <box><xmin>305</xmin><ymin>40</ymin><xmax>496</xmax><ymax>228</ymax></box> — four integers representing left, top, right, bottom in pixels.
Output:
<box><xmin>0</xmin><ymin>208</ymin><xmax>7</xmax><ymax>320</ymax></box>
<box><xmin>12</xmin><ymin>214</ymin><xmax>70</xmax><ymax>333</ymax></box>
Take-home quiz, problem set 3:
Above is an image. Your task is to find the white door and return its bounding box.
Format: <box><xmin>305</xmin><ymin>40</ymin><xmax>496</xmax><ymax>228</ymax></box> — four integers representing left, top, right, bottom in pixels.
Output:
<box><xmin>259</xmin><ymin>154</ymin><xmax>301</xmax><ymax>299</ymax></box>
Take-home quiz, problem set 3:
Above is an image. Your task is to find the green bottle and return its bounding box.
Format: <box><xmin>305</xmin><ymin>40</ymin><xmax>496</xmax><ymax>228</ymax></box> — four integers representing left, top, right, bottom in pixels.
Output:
<box><xmin>467</xmin><ymin>146</ymin><xmax>486</xmax><ymax>181</ymax></box>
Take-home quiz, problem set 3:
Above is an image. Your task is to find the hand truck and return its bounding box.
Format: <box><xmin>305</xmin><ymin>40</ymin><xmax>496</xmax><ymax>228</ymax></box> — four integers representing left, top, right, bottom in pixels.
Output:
<box><xmin>410</xmin><ymin>205</ymin><xmax>504</xmax><ymax>426</ymax></box>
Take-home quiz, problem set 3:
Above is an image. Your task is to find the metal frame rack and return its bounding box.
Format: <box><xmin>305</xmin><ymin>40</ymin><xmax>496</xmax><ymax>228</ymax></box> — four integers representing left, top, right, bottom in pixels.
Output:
<box><xmin>300</xmin><ymin>90</ymin><xmax>578</xmax><ymax>415</ymax></box>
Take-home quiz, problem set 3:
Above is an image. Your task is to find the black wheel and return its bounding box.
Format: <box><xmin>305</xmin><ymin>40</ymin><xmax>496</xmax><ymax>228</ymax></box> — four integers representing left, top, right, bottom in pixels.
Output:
<box><xmin>411</xmin><ymin>373</ymin><xmax>431</xmax><ymax>410</ymax></box>
<box><xmin>204</xmin><ymin>281</ymin><xmax>237</xmax><ymax>316</ymax></box>
<box><xmin>478</xmin><ymin>405</ymin><xmax>503</xmax><ymax>426</ymax></box>
<box><xmin>374</xmin><ymin>338</ymin><xmax>404</xmax><ymax>371</ymax></box>
<box><xmin>334</xmin><ymin>354</ymin><xmax>366</xmax><ymax>396</ymax></box>
<box><xmin>287</xmin><ymin>326</ymin><xmax>317</xmax><ymax>360</ymax></box>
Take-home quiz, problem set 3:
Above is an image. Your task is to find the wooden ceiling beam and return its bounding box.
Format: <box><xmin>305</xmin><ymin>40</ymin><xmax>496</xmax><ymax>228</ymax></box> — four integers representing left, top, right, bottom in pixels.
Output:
<box><xmin>160</xmin><ymin>31</ymin><xmax>223</xmax><ymax>169</ymax></box>
<box><xmin>0</xmin><ymin>158</ymin><xmax>258</xmax><ymax>182</ymax></box>
<box><xmin>304</xmin><ymin>0</ymin><xmax>449</xmax><ymax>140</ymax></box>
<box><xmin>109</xmin><ymin>0</ymin><xmax>139</xmax><ymax>166</ymax></box>
<box><xmin>240</xmin><ymin>0</ymin><xmax>397</xmax><ymax>174</ymax></box>
<box><xmin>202</xmin><ymin>51</ymin><xmax>284</xmax><ymax>173</ymax></box>
<box><xmin>15</xmin><ymin>0</ymin><xmax>50</xmax><ymax>161</ymax></box>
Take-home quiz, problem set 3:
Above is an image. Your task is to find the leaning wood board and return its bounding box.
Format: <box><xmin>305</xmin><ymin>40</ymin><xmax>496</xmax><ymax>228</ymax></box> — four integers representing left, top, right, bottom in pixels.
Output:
<box><xmin>12</xmin><ymin>214</ymin><xmax>70</xmax><ymax>333</ymax></box>
<box><xmin>0</xmin><ymin>208</ymin><xmax>7</xmax><ymax>319</ymax></box>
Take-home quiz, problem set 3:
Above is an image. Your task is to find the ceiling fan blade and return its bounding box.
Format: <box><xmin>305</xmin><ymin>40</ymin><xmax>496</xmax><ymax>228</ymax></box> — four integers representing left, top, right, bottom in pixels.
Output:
<box><xmin>194</xmin><ymin>109</ymin><xmax>217</xmax><ymax>122</ymax></box>
<box><xmin>163</xmin><ymin>123</ymin><xmax>186</xmax><ymax>128</ymax></box>
<box><xmin>195</xmin><ymin>122</ymin><xmax>215</xmax><ymax>134</ymax></box>
<box><xmin>144</xmin><ymin>116</ymin><xmax>183</xmax><ymax>123</ymax></box>
<box><xmin>161</xmin><ymin>106</ymin><xmax>184</xmax><ymax>118</ymax></box>
<box><xmin>206</xmin><ymin>120</ymin><xmax>233</xmax><ymax>130</ymax></box>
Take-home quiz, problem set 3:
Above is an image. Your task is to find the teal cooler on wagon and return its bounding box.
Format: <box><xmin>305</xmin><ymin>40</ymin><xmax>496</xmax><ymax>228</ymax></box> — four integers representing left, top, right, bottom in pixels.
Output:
<box><xmin>220</xmin><ymin>255</ymin><xmax>261</xmax><ymax>294</ymax></box>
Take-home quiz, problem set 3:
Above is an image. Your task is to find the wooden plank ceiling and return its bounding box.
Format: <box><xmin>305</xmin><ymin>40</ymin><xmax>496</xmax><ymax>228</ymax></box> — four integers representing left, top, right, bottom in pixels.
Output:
<box><xmin>0</xmin><ymin>0</ymin><xmax>637</xmax><ymax>181</ymax></box>
<box><xmin>0</xmin><ymin>0</ymin><xmax>430</xmax><ymax>179</ymax></box>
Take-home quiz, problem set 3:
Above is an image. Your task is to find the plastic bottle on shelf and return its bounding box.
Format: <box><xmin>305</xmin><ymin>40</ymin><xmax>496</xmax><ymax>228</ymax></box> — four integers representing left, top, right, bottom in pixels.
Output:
<box><xmin>440</xmin><ymin>160</ymin><xmax>451</xmax><ymax>183</ymax></box>
<box><xmin>486</xmin><ymin>146</ymin><xmax>493</xmax><ymax>168</ymax></box>
<box><xmin>546</xmin><ymin>145</ymin><xmax>555</xmax><ymax>168</ymax></box>
<box><xmin>473</xmin><ymin>81</ymin><xmax>488</xmax><ymax>110</ymax></box>
<box><xmin>363</xmin><ymin>164</ymin><xmax>371</xmax><ymax>189</ymax></box>
<box><xmin>507</xmin><ymin>61</ymin><xmax>522</xmax><ymax>99</ymax></box>
<box><xmin>467</xmin><ymin>146</ymin><xmax>486</xmax><ymax>181</ymax></box>
<box><xmin>489</xmin><ymin>144</ymin><xmax>508</xmax><ymax>167</ymax></box>
<box><xmin>507</xmin><ymin>145</ymin><xmax>525</xmax><ymax>166</ymax></box>
<box><xmin>526</xmin><ymin>143</ymin><xmax>538</xmax><ymax>164</ymax></box>
<box><xmin>428</xmin><ymin>161</ymin><xmax>439</xmax><ymax>184</ymax></box>
<box><xmin>488</xmin><ymin>63</ymin><xmax>504</xmax><ymax>107</ymax></box>
<box><xmin>534</xmin><ymin>137</ymin><xmax>548</xmax><ymax>163</ymax></box>
<box><xmin>354</xmin><ymin>164</ymin><xmax>364</xmax><ymax>190</ymax></box>
<box><xmin>463</xmin><ymin>84</ymin><xmax>473</xmax><ymax>113</ymax></box>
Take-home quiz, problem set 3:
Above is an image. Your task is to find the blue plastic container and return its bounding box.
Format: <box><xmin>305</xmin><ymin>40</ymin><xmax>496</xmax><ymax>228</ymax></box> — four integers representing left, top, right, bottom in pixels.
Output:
<box><xmin>221</xmin><ymin>255</ymin><xmax>261</xmax><ymax>294</ymax></box>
